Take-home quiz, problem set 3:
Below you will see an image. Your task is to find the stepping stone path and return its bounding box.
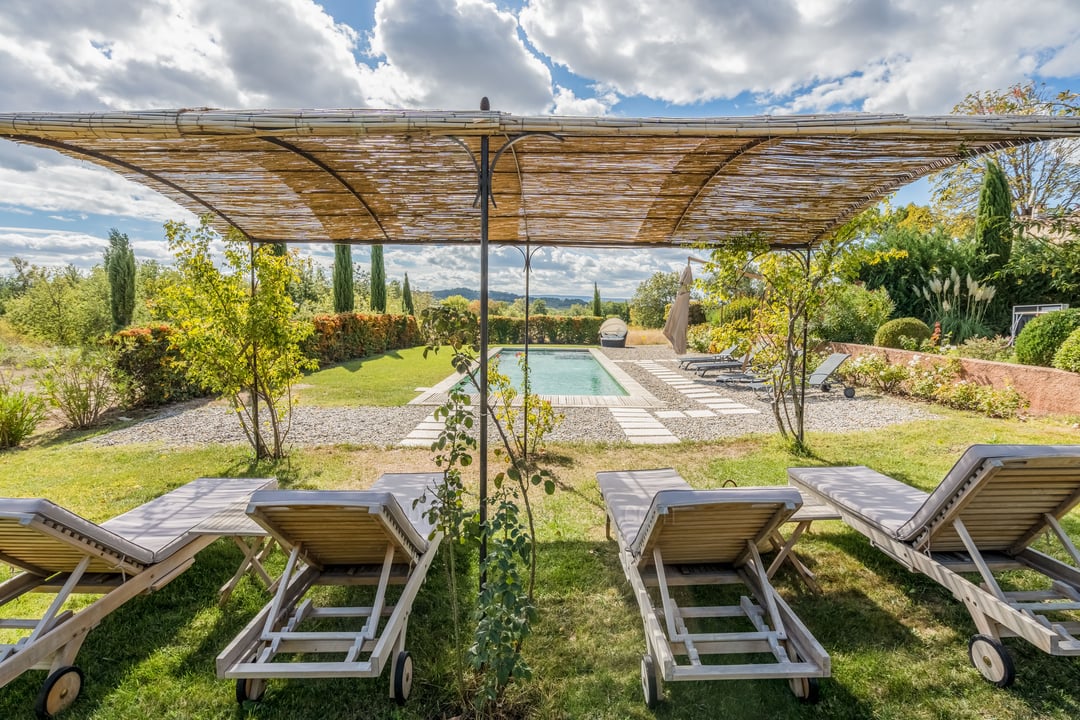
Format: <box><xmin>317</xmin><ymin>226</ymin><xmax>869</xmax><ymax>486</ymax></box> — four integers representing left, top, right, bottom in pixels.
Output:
<box><xmin>635</xmin><ymin>360</ymin><xmax>760</xmax><ymax>416</ymax></box>
<box><xmin>398</xmin><ymin>412</ymin><xmax>443</xmax><ymax>447</ymax></box>
<box><xmin>607</xmin><ymin>407</ymin><xmax>679</xmax><ymax>444</ymax></box>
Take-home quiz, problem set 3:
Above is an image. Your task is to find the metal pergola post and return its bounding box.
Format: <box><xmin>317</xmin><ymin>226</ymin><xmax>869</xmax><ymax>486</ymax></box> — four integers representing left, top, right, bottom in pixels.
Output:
<box><xmin>478</xmin><ymin>98</ymin><xmax>491</xmax><ymax>582</ymax></box>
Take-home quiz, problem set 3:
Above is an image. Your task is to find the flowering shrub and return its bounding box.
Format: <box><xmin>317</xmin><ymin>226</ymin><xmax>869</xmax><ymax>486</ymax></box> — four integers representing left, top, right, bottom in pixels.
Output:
<box><xmin>950</xmin><ymin>335</ymin><xmax>1013</xmax><ymax>362</ymax></box>
<box><xmin>842</xmin><ymin>353</ymin><xmax>1027</xmax><ymax>419</ymax></box>
<box><xmin>840</xmin><ymin>353</ymin><xmax>910</xmax><ymax>392</ymax></box>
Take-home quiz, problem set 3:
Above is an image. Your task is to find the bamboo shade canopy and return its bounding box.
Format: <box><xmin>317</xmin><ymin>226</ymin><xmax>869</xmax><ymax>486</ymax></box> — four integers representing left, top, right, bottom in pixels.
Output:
<box><xmin>2</xmin><ymin>109</ymin><xmax>1080</xmax><ymax>248</ymax></box>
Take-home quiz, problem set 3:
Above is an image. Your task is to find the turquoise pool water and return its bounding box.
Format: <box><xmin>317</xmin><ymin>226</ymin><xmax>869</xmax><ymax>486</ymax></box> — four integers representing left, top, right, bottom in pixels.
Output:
<box><xmin>455</xmin><ymin>348</ymin><xmax>628</xmax><ymax>396</ymax></box>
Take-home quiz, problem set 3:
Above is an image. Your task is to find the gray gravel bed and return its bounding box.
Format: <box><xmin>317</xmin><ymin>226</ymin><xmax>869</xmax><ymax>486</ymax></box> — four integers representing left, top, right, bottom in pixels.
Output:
<box><xmin>87</xmin><ymin>345</ymin><xmax>938</xmax><ymax>448</ymax></box>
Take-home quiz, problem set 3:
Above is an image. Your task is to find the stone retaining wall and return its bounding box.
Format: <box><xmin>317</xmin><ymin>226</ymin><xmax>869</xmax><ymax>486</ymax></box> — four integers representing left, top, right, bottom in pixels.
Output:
<box><xmin>830</xmin><ymin>342</ymin><xmax>1080</xmax><ymax>416</ymax></box>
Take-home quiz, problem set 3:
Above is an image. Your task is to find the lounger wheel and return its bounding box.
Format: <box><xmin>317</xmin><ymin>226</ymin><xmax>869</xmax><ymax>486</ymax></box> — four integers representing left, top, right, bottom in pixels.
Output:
<box><xmin>640</xmin><ymin>653</ymin><xmax>659</xmax><ymax>709</ymax></box>
<box><xmin>35</xmin><ymin>665</ymin><xmax>84</xmax><ymax>719</ymax></box>
<box><xmin>235</xmin><ymin>677</ymin><xmax>267</xmax><ymax>704</ymax></box>
<box><xmin>788</xmin><ymin>676</ymin><xmax>821</xmax><ymax>703</ymax></box>
<box><xmin>843</xmin><ymin>386</ymin><xmax>855</xmax><ymax>398</ymax></box>
<box><xmin>968</xmin><ymin>635</ymin><xmax>1015</xmax><ymax>687</ymax></box>
<box><xmin>392</xmin><ymin>651</ymin><xmax>413</xmax><ymax>705</ymax></box>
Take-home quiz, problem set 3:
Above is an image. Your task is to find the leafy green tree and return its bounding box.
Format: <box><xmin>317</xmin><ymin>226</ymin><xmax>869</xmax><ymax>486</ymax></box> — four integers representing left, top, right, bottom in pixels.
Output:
<box><xmin>701</xmin><ymin>226</ymin><xmax>861</xmax><ymax>453</ymax></box>
<box><xmin>630</xmin><ymin>271</ymin><xmax>680</xmax><ymax>328</ymax></box>
<box><xmin>592</xmin><ymin>282</ymin><xmax>601</xmax><ymax>316</ymax></box>
<box><xmin>370</xmin><ymin>244</ymin><xmax>386</xmax><ymax>312</ymax></box>
<box><xmin>351</xmin><ymin>265</ymin><xmax>371</xmax><ymax>311</ymax></box>
<box><xmin>440</xmin><ymin>294</ymin><xmax>471</xmax><ymax>312</ymax></box>
<box><xmin>5</xmin><ymin>264</ymin><xmax>110</xmax><ymax>346</ymax></box>
<box><xmin>974</xmin><ymin>160</ymin><xmax>1014</xmax><ymax>278</ymax></box>
<box><xmin>856</xmin><ymin>216</ymin><xmax>973</xmax><ymax>321</ymax></box>
<box><xmin>289</xmin><ymin>254</ymin><xmax>331</xmax><ymax>317</ymax></box>
<box><xmin>160</xmin><ymin>217</ymin><xmax>317</xmax><ymax>459</ymax></box>
<box><xmin>931</xmin><ymin>83</ymin><xmax>1080</xmax><ymax>230</ymax></box>
<box><xmin>402</xmin><ymin>273</ymin><xmax>415</xmax><ymax>315</ymax></box>
<box><xmin>601</xmin><ymin>300</ymin><xmax>630</xmax><ymax>321</ymax></box>
<box><xmin>332</xmin><ymin>244</ymin><xmax>354</xmax><ymax>313</ymax></box>
<box><xmin>812</xmin><ymin>284</ymin><xmax>894</xmax><ymax>344</ymax></box>
<box><xmin>104</xmin><ymin>229</ymin><xmax>136</xmax><ymax>331</ymax></box>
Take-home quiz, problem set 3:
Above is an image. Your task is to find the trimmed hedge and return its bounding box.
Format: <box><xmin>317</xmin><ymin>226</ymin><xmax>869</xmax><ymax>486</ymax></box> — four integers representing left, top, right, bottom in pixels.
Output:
<box><xmin>1052</xmin><ymin>326</ymin><xmax>1080</xmax><ymax>373</ymax></box>
<box><xmin>306</xmin><ymin>313</ymin><xmax>422</xmax><ymax>364</ymax></box>
<box><xmin>873</xmin><ymin>317</ymin><xmax>932</xmax><ymax>349</ymax></box>
<box><xmin>486</xmin><ymin>315</ymin><xmax>604</xmax><ymax>344</ymax></box>
<box><xmin>110</xmin><ymin>324</ymin><xmax>207</xmax><ymax>407</ymax></box>
<box><xmin>1015</xmin><ymin>308</ymin><xmax>1080</xmax><ymax>367</ymax></box>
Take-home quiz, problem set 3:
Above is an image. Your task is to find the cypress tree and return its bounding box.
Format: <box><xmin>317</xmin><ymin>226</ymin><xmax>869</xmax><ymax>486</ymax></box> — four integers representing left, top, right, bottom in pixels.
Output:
<box><xmin>370</xmin><ymin>244</ymin><xmax>386</xmax><ymax>312</ymax></box>
<box><xmin>974</xmin><ymin>160</ymin><xmax>1013</xmax><ymax>281</ymax></box>
<box><xmin>333</xmin><ymin>244</ymin><xmax>354</xmax><ymax>313</ymax></box>
<box><xmin>402</xmin><ymin>273</ymin><xmax>415</xmax><ymax>315</ymax></box>
<box><xmin>104</xmin><ymin>228</ymin><xmax>136</xmax><ymax>330</ymax></box>
<box><xmin>592</xmin><ymin>282</ymin><xmax>602</xmax><ymax>316</ymax></box>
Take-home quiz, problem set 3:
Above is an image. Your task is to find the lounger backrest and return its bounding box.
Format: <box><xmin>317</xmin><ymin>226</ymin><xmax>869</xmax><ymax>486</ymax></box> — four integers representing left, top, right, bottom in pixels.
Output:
<box><xmin>632</xmin><ymin>488</ymin><xmax>802</xmax><ymax>567</ymax></box>
<box><xmin>808</xmin><ymin>353</ymin><xmax>849</xmax><ymax>385</ymax></box>
<box><xmin>896</xmin><ymin>445</ymin><xmax>1080</xmax><ymax>552</ymax></box>
<box><xmin>247</xmin><ymin>490</ymin><xmax>429</xmax><ymax>569</ymax></box>
<box><xmin>0</xmin><ymin>499</ymin><xmax>155</xmax><ymax>574</ymax></box>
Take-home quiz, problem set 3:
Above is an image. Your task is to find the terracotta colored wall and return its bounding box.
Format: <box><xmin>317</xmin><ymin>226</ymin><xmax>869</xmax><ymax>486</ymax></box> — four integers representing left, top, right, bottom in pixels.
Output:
<box><xmin>831</xmin><ymin>342</ymin><xmax>1080</xmax><ymax>416</ymax></box>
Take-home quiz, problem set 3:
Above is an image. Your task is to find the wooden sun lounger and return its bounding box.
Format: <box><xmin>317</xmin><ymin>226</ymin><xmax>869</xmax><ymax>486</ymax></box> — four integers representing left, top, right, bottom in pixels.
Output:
<box><xmin>789</xmin><ymin>444</ymin><xmax>1080</xmax><ymax>687</ymax></box>
<box><xmin>216</xmin><ymin>473</ymin><xmax>443</xmax><ymax>706</ymax></box>
<box><xmin>596</xmin><ymin>468</ymin><xmax>829</xmax><ymax>707</ymax></box>
<box><xmin>0</xmin><ymin>476</ymin><xmax>276</xmax><ymax>718</ymax></box>
<box><xmin>677</xmin><ymin>345</ymin><xmax>738</xmax><ymax>369</ymax></box>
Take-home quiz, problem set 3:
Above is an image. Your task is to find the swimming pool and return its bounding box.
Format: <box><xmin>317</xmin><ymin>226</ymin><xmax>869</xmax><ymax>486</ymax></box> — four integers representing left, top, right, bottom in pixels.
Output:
<box><xmin>454</xmin><ymin>348</ymin><xmax>628</xmax><ymax>396</ymax></box>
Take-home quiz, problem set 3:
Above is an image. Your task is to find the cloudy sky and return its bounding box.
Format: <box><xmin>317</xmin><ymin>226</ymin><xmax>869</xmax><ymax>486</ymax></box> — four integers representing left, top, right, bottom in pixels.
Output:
<box><xmin>1</xmin><ymin>0</ymin><xmax>1079</xmax><ymax>298</ymax></box>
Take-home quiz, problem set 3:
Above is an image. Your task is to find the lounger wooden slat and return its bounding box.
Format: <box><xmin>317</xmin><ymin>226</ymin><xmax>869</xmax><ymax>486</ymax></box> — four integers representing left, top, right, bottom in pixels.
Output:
<box><xmin>789</xmin><ymin>444</ymin><xmax>1080</xmax><ymax>687</ymax></box>
<box><xmin>597</xmin><ymin>468</ymin><xmax>829</xmax><ymax>707</ymax></box>
<box><xmin>215</xmin><ymin>472</ymin><xmax>442</xmax><ymax>707</ymax></box>
<box><xmin>0</xmin><ymin>476</ymin><xmax>275</xmax><ymax>718</ymax></box>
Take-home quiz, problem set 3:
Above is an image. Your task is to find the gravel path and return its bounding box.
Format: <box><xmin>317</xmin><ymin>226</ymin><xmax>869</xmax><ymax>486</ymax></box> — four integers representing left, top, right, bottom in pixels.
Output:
<box><xmin>88</xmin><ymin>345</ymin><xmax>938</xmax><ymax>448</ymax></box>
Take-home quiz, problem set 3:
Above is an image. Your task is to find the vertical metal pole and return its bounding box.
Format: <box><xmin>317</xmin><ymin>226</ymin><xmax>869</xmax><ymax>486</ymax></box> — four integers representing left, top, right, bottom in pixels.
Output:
<box><xmin>522</xmin><ymin>247</ymin><xmax>530</xmax><ymax>461</ymax></box>
<box><xmin>250</xmin><ymin>243</ymin><xmax>262</xmax><ymax>458</ymax></box>
<box><xmin>478</xmin><ymin>98</ymin><xmax>491</xmax><ymax>584</ymax></box>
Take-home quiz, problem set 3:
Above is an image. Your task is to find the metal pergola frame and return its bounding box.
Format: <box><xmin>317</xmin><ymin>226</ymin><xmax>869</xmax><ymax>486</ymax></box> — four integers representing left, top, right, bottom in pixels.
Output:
<box><xmin>4</xmin><ymin>102</ymin><xmax>1080</xmax><ymax>571</ymax></box>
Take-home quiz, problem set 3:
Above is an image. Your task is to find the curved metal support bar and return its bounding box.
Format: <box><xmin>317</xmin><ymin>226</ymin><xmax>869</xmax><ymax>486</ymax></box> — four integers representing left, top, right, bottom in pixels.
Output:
<box><xmin>260</xmin><ymin>136</ymin><xmax>392</xmax><ymax>243</ymax></box>
<box><xmin>11</xmin><ymin>135</ymin><xmax>253</xmax><ymax>240</ymax></box>
<box><xmin>446</xmin><ymin>136</ymin><xmax>484</xmax><ymax>209</ymax></box>
<box><xmin>490</xmin><ymin>132</ymin><xmax>563</xmax><ymax>169</ymax></box>
<box><xmin>479</xmin><ymin>132</ymin><xmax>564</xmax><ymax>210</ymax></box>
<box><xmin>671</xmin><ymin>137</ymin><xmax>774</xmax><ymax>239</ymax></box>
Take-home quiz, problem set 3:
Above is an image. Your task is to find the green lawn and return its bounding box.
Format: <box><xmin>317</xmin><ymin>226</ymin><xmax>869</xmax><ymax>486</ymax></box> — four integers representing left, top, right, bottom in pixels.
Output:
<box><xmin>297</xmin><ymin>346</ymin><xmax>455</xmax><ymax>406</ymax></box>
<box><xmin>2</xmin><ymin>409</ymin><xmax>1080</xmax><ymax>718</ymax></box>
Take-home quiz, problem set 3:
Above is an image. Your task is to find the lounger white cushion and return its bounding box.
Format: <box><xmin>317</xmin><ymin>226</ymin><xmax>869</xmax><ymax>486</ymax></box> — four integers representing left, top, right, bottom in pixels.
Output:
<box><xmin>782</xmin><ymin>466</ymin><xmax>927</xmax><ymax>536</ymax></box>
<box><xmin>596</xmin><ymin>468</ymin><xmax>689</xmax><ymax>550</ymax></box>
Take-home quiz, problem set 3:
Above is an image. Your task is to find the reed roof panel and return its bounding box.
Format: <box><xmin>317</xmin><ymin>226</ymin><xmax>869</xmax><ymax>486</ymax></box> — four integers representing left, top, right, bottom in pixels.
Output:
<box><xmin>3</xmin><ymin>109</ymin><xmax>1078</xmax><ymax>248</ymax></box>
